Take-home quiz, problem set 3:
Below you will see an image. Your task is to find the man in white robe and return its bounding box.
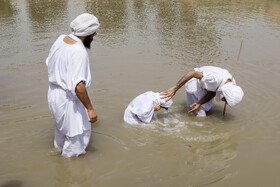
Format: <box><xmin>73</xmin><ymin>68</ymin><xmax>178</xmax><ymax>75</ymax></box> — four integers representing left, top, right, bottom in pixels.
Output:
<box><xmin>124</xmin><ymin>91</ymin><xmax>173</xmax><ymax>124</ymax></box>
<box><xmin>161</xmin><ymin>66</ymin><xmax>244</xmax><ymax>117</ymax></box>
<box><xmin>46</xmin><ymin>13</ymin><xmax>100</xmax><ymax>157</ymax></box>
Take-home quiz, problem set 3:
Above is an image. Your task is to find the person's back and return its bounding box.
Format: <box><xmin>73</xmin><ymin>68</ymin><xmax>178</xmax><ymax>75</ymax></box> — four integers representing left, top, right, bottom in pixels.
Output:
<box><xmin>124</xmin><ymin>91</ymin><xmax>173</xmax><ymax>124</ymax></box>
<box><xmin>191</xmin><ymin>66</ymin><xmax>234</xmax><ymax>92</ymax></box>
<box><xmin>124</xmin><ymin>92</ymin><xmax>156</xmax><ymax>124</ymax></box>
<box><xmin>47</xmin><ymin>34</ymin><xmax>90</xmax><ymax>94</ymax></box>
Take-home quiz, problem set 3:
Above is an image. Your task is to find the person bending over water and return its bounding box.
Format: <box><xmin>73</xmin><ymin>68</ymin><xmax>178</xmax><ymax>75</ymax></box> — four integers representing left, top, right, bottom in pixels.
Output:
<box><xmin>124</xmin><ymin>91</ymin><xmax>173</xmax><ymax>124</ymax></box>
<box><xmin>161</xmin><ymin>66</ymin><xmax>244</xmax><ymax>117</ymax></box>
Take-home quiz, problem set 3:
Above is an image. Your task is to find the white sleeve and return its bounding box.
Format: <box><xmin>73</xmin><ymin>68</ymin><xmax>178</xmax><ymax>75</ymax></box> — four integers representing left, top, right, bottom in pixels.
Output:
<box><xmin>201</xmin><ymin>71</ymin><xmax>219</xmax><ymax>92</ymax></box>
<box><xmin>69</xmin><ymin>50</ymin><xmax>90</xmax><ymax>98</ymax></box>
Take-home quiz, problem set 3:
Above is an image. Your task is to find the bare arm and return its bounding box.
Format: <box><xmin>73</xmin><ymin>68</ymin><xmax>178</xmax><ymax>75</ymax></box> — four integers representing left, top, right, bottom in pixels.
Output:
<box><xmin>75</xmin><ymin>81</ymin><xmax>97</xmax><ymax>123</ymax></box>
<box><xmin>161</xmin><ymin>70</ymin><xmax>203</xmax><ymax>101</ymax></box>
<box><xmin>188</xmin><ymin>91</ymin><xmax>216</xmax><ymax>113</ymax></box>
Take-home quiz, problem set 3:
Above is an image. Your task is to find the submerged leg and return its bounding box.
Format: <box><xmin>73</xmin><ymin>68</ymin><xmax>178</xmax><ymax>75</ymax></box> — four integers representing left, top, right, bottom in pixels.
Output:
<box><xmin>54</xmin><ymin>126</ymin><xmax>65</xmax><ymax>150</ymax></box>
<box><xmin>61</xmin><ymin>130</ymin><xmax>91</xmax><ymax>158</ymax></box>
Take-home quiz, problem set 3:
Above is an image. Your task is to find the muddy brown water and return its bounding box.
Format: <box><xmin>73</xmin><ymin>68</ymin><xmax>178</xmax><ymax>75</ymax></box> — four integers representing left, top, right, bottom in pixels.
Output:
<box><xmin>0</xmin><ymin>0</ymin><xmax>280</xmax><ymax>186</ymax></box>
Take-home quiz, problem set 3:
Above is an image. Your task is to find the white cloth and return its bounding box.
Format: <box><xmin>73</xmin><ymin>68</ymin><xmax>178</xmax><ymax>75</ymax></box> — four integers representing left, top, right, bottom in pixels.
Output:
<box><xmin>47</xmin><ymin>33</ymin><xmax>91</xmax><ymax>138</ymax></box>
<box><xmin>187</xmin><ymin>92</ymin><xmax>207</xmax><ymax>117</ymax></box>
<box><xmin>54</xmin><ymin>126</ymin><xmax>91</xmax><ymax>158</ymax></box>
<box><xmin>124</xmin><ymin>91</ymin><xmax>173</xmax><ymax>124</ymax></box>
<box><xmin>221</xmin><ymin>82</ymin><xmax>244</xmax><ymax>106</ymax></box>
<box><xmin>159</xmin><ymin>92</ymin><xmax>173</xmax><ymax>108</ymax></box>
<box><xmin>70</xmin><ymin>13</ymin><xmax>100</xmax><ymax>36</ymax></box>
<box><xmin>186</xmin><ymin>92</ymin><xmax>213</xmax><ymax>114</ymax></box>
<box><xmin>185</xmin><ymin>66</ymin><xmax>237</xmax><ymax>111</ymax></box>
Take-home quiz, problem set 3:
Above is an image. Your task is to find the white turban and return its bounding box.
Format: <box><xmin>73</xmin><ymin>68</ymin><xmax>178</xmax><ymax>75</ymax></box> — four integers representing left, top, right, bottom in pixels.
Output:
<box><xmin>70</xmin><ymin>13</ymin><xmax>100</xmax><ymax>36</ymax></box>
<box><xmin>220</xmin><ymin>82</ymin><xmax>244</xmax><ymax>107</ymax></box>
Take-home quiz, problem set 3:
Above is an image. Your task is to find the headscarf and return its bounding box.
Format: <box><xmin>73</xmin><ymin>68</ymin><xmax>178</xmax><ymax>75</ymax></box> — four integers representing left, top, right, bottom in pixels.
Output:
<box><xmin>220</xmin><ymin>82</ymin><xmax>244</xmax><ymax>107</ymax></box>
<box><xmin>159</xmin><ymin>92</ymin><xmax>173</xmax><ymax>109</ymax></box>
<box><xmin>70</xmin><ymin>13</ymin><xmax>100</xmax><ymax>36</ymax></box>
<box><xmin>130</xmin><ymin>91</ymin><xmax>173</xmax><ymax>123</ymax></box>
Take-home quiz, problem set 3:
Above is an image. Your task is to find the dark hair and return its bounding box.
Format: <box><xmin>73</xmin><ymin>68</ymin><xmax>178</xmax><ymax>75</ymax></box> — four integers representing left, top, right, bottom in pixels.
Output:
<box><xmin>161</xmin><ymin>106</ymin><xmax>168</xmax><ymax>110</ymax></box>
<box><xmin>83</xmin><ymin>35</ymin><xmax>93</xmax><ymax>49</ymax></box>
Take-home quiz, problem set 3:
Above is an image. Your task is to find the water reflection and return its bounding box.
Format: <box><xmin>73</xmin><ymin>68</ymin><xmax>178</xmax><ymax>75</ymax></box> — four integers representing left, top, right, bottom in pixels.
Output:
<box><xmin>0</xmin><ymin>180</ymin><xmax>23</xmax><ymax>187</ymax></box>
<box><xmin>155</xmin><ymin>0</ymin><xmax>220</xmax><ymax>65</ymax></box>
<box><xmin>0</xmin><ymin>0</ymin><xmax>18</xmax><ymax>58</ymax></box>
<box><xmin>27</xmin><ymin>0</ymin><xmax>68</xmax><ymax>33</ymax></box>
<box><xmin>0</xmin><ymin>0</ymin><xmax>16</xmax><ymax>18</ymax></box>
<box><xmin>85</xmin><ymin>0</ymin><xmax>129</xmax><ymax>46</ymax></box>
<box><xmin>95</xmin><ymin>0</ymin><xmax>223</xmax><ymax>65</ymax></box>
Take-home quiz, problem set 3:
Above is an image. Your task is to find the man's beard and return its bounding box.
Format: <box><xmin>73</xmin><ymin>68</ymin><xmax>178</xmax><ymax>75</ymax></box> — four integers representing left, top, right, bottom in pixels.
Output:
<box><xmin>83</xmin><ymin>35</ymin><xmax>93</xmax><ymax>49</ymax></box>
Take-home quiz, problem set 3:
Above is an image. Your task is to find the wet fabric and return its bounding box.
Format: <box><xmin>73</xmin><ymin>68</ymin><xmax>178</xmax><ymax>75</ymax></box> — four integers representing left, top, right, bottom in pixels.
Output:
<box><xmin>54</xmin><ymin>126</ymin><xmax>91</xmax><ymax>158</ymax></box>
<box><xmin>124</xmin><ymin>91</ymin><xmax>173</xmax><ymax>124</ymax></box>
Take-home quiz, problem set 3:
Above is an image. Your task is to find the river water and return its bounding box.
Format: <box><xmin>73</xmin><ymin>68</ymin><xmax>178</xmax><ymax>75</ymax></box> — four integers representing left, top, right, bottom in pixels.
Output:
<box><xmin>0</xmin><ymin>0</ymin><xmax>280</xmax><ymax>186</ymax></box>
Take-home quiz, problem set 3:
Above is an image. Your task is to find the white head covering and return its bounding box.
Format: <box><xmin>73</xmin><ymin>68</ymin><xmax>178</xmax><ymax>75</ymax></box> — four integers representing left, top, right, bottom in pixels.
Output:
<box><xmin>220</xmin><ymin>82</ymin><xmax>244</xmax><ymax>107</ymax></box>
<box><xmin>130</xmin><ymin>91</ymin><xmax>158</xmax><ymax>123</ymax></box>
<box><xmin>130</xmin><ymin>91</ymin><xmax>173</xmax><ymax>123</ymax></box>
<box><xmin>216</xmin><ymin>87</ymin><xmax>224</xmax><ymax>102</ymax></box>
<box><xmin>70</xmin><ymin>13</ymin><xmax>100</xmax><ymax>36</ymax></box>
<box><xmin>159</xmin><ymin>92</ymin><xmax>173</xmax><ymax>109</ymax></box>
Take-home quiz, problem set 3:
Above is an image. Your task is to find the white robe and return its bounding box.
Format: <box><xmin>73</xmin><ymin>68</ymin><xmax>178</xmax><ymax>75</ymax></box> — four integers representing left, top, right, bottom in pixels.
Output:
<box><xmin>124</xmin><ymin>91</ymin><xmax>161</xmax><ymax>125</ymax></box>
<box><xmin>46</xmin><ymin>34</ymin><xmax>92</xmax><ymax>156</ymax></box>
<box><xmin>185</xmin><ymin>66</ymin><xmax>235</xmax><ymax>112</ymax></box>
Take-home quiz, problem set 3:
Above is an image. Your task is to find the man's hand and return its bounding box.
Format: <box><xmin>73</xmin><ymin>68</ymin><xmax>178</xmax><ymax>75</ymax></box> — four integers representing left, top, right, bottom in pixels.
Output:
<box><xmin>188</xmin><ymin>102</ymin><xmax>201</xmax><ymax>113</ymax></box>
<box><xmin>88</xmin><ymin>108</ymin><xmax>97</xmax><ymax>123</ymax></box>
<box><xmin>76</xmin><ymin>81</ymin><xmax>98</xmax><ymax>123</ymax></box>
<box><xmin>160</xmin><ymin>86</ymin><xmax>177</xmax><ymax>102</ymax></box>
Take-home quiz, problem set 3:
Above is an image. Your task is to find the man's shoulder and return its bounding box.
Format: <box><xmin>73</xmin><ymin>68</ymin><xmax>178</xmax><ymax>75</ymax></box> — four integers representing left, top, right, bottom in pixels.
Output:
<box><xmin>71</xmin><ymin>44</ymin><xmax>88</xmax><ymax>56</ymax></box>
<box><xmin>68</xmin><ymin>45</ymin><xmax>88</xmax><ymax>62</ymax></box>
<box><xmin>52</xmin><ymin>34</ymin><xmax>88</xmax><ymax>56</ymax></box>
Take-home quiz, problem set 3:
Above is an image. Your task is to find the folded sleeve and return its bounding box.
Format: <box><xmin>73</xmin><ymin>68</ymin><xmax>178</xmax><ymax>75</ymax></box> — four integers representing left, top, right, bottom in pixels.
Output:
<box><xmin>69</xmin><ymin>50</ymin><xmax>90</xmax><ymax>98</ymax></box>
<box><xmin>185</xmin><ymin>78</ymin><xmax>198</xmax><ymax>94</ymax></box>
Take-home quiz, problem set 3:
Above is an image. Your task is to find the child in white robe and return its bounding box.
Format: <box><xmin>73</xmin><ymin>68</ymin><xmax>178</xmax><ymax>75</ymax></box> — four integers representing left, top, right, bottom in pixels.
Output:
<box><xmin>124</xmin><ymin>91</ymin><xmax>173</xmax><ymax>124</ymax></box>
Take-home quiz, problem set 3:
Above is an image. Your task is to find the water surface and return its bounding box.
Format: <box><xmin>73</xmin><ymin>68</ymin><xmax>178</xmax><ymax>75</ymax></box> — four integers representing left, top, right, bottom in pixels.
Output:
<box><xmin>0</xmin><ymin>0</ymin><xmax>280</xmax><ymax>186</ymax></box>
